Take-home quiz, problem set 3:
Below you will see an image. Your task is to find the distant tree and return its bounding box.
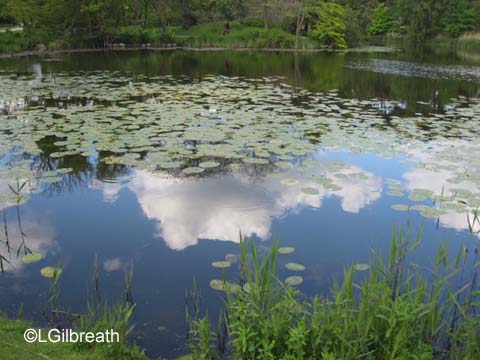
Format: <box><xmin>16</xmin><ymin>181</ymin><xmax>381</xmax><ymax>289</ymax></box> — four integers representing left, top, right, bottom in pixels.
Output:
<box><xmin>343</xmin><ymin>5</ymin><xmax>362</xmax><ymax>46</ymax></box>
<box><xmin>216</xmin><ymin>0</ymin><xmax>240</xmax><ymax>20</ymax></box>
<box><xmin>368</xmin><ymin>2</ymin><xmax>395</xmax><ymax>35</ymax></box>
<box><xmin>309</xmin><ymin>2</ymin><xmax>347</xmax><ymax>49</ymax></box>
<box><xmin>182</xmin><ymin>0</ymin><xmax>194</xmax><ymax>30</ymax></box>
<box><xmin>443</xmin><ymin>0</ymin><xmax>475</xmax><ymax>37</ymax></box>
<box><xmin>294</xmin><ymin>0</ymin><xmax>307</xmax><ymax>49</ymax></box>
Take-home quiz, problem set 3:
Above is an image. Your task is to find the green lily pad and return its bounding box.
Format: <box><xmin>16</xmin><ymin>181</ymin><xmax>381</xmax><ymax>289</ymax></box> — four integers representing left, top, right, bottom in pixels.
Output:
<box><xmin>199</xmin><ymin>161</ymin><xmax>220</xmax><ymax>169</ymax></box>
<box><xmin>285</xmin><ymin>276</ymin><xmax>303</xmax><ymax>286</ymax></box>
<box><xmin>57</xmin><ymin>168</ymin><xmax>73</xmax><ymax>174</ymax></box>
<box><xmin>408</xmin><ymin>189</ymin><xmax>434</xmax><ymax>202</ymax></box>
<box><xmin>40</xmin><ymin>266</ymin><xmax>63</xmax><ymax>279</ymax></box>
<box><xmin>285</xmin><ymin>262</ymin><xmax>306</xmax><ymax>272</ymax></box>
<box><xmin>209</xmin><ymin>279</ymin><xmax>241</xmax><ymax>293</ymax></box>
<box><xmin>353</xmin><ymin>263</ymin><xmax>369</xmax><ymax>271</ymax></box>
<box><xmin>42</xmin><ymin>171</ymin><xmax>58</xmax><ymax>177</ymax></box>
<box><xmin>419</xmin><ymin>207</ymin><xmax>446</xmax><ymax>219</ymax></box>
<box><xmin>387</xmin><ymin>191</ymin><xmax>404</xmax><ymax>197</ymax></box>
<box><xmin>212</xmin><ymin>261</ymin><xmax>231</xmax><ymax>269</ymax></box>
<box><xmin>41</xmin><ymin>176</ymin><xmax>63</xmax><ymax>183</ymax></box>
<box><xmin>22</xmin><ymin>252</ymin><xmax>43</xmax><ymax>264</ymax></box>
<box><xmin>243</xmin><ymin>158</ymin><xmax>269</xmax><ymax>165</ymax></box>
<box><xmin>281</xmin><ymin>179</ymin><xmax>299</xmax><ymax>186</ymax></box>
<box><xmin>182</xmin><ymin>167</ymin><xmax>204</xmax><ymax>174</ymax></box>
<box><xmin>391</xmin><ymin>204</ymin><xmax>409</xmax><ymax>212</ymax></box>
<box><xmin>301</xmin><ymin>187</ymin><xmax>320</xmax><ymax>195</ymax></box>
<box><xmin>278</xmin><ymin>247</ymin><xmax>295</xmax><ymax>254</ymax></box>
<box><xmin>225</xmin><ymin>253</ymin><xmax>238</xmax><ymax>264</ymax></box>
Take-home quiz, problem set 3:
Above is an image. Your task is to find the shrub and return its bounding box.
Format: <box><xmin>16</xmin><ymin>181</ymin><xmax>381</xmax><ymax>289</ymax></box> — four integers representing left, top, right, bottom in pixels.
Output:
<box><xmin>111</xmin><ymin>26</ymin><xmax>175</xmax><ymax>46</ymax></box>
<box><xmin>309</xmin><ymin>3</ymin><xmax>347</xmax><ymax>49</ymax></box>
<box><xmin>368</xmin><ymin>3</ymin><xmax>396</xmax><ymax>36</ymax></box>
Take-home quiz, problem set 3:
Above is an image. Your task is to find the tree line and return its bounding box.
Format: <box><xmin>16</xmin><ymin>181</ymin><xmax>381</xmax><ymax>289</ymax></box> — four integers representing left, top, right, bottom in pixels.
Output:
<box><xmin>0</xmin><ymin>0</ymin><xmax>479</xmax><ymax>49</ymax></box>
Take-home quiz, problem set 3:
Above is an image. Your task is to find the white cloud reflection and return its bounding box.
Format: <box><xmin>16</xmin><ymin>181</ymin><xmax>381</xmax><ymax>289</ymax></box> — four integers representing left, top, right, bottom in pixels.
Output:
<box><xmin>92</xmin><ymin>163</ymin><xmax>381</xmax><ymax>250</ymax></box>
<box><xmin>0</xmin><ymin>214</ymin><xmax>56</xmax><ymax>273</ymax></box>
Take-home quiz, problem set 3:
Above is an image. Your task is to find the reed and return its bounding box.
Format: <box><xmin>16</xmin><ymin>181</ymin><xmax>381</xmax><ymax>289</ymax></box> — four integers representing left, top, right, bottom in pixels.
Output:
<box><xmin>187</xmin><ymin>229</ymin><xmax>480</xmax><ymax>360</ymax></box>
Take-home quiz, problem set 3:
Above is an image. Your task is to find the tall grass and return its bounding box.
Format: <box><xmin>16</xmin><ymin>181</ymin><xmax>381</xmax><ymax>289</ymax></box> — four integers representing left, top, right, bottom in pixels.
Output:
<box><xmin>187</xmin><ymin>229</ymin><xmax>480</xmax><ymax>359</ymax></box>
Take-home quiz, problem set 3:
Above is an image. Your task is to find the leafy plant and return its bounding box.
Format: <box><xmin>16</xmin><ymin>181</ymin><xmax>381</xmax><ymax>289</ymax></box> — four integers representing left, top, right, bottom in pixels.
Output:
<box><xmin>187</xmin><ymin>229</ymin><xmax>480</xmax><ymax>359</ymax></box>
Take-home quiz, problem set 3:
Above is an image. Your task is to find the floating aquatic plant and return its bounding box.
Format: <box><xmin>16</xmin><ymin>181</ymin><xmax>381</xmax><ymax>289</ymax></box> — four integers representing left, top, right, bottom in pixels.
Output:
<box><xmin>285</xmin><ymin>276</ymin><xmax>303</xmax><ymax>286</ymax></box>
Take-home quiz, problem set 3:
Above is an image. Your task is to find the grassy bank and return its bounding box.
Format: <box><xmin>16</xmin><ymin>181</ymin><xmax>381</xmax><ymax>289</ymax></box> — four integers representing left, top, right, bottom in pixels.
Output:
<box><xmin>0</xmin><ymin>262</ymin><xmax>145</xmax><ymax>360</ymax></box>
<box><xmin>0</xmin><ymin>316</ymin><xmax>145</xmax><ymax>360</ymax></box>
<box><xmin>174</xmin><ymin>21</ymin><xmax>319</xmax><ymax>50</ymax></box>
<box><xmin>187</xmin><ymin>230</ymin><xmax>480</xmax><ymax>359</ymax></box>
<box><xmin>0</xmin><ymin>22</ymin><xmax>323</xmax><ymax>54</ymax></box>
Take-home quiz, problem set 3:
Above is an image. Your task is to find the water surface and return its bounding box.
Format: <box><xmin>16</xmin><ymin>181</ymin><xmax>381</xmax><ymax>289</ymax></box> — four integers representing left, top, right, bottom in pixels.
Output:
<box><xmin>0</xmin><ymin>50</ymin><xmax>479</xmax><ymax>358</ymax></box>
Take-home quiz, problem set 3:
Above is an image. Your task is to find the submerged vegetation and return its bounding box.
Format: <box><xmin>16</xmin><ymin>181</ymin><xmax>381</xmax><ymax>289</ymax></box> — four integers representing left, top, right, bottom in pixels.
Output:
<box><xmin>187</xmin><ymin>230</ymin><xmax>480</xmax><ymax>359</ymax></box>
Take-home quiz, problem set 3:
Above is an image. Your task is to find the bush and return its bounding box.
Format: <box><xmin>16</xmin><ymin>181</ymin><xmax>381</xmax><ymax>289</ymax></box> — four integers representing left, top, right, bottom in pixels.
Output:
<box><xmin>177</xmin><ymin>22</ymin><xmax>299</xmax><ymax>49</ymax></box>
<box><xmin>0</xmin><ymin>30</ymin><xmax>51</xmax><ymax>52</ymax></box>
<box><xmin>111</xmin><ymin>26</ymin><xmax>175</xmax><ymax>46</ymax></box>
<box><xmin>368</xmin><ymin>3</ymin><xmax>396</xmax><ymax>36</ymax></box>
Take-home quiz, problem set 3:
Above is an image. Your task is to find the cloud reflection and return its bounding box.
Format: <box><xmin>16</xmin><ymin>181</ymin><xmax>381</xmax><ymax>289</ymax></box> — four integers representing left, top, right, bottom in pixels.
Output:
<box><xmin>92</xmin><ymin>163</ymin><xmax>381</xmax><ymax>250</ymax></box>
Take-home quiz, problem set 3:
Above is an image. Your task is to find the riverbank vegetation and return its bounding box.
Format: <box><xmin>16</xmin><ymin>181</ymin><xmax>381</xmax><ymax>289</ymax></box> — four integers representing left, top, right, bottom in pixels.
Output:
<box><xmin>1</xmin><ymin>1</ymin><xmax>480</xmax><ymax>53</ymax></box>
<box><xmin>0</xmin><ymin>261</ymin><xmax>145</xmax><ymax>360</ymax></box>
<box><xmin>0</xmin><ymin>316</ymin><xmax>145</xmax><ymax>360</ymax></box>
<box><xmin>186</xmin><ymin>230</ymin><xmax>480</xmax><ymax>359</ymax></box>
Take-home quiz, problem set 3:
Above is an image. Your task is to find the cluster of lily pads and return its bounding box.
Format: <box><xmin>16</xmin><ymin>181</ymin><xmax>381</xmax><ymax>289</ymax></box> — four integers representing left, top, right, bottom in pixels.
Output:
<box><xmin>21</xmin><ymin>251</ymin><xmax>62</xmax><ymax>279</ymax></box>
<box><xmin>0</xmin><ymin>71</ymin><xmax>479</xmax><ymax>229</ymax></box>
<box><xmin>209</xmin><ymin>245</ymin><xmax>306</xmax><ymax>293</ymax></box>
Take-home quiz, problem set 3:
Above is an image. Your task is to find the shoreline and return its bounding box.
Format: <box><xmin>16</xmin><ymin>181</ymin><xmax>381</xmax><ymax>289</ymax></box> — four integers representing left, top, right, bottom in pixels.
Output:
<box><xmin>0</xmin><ymin>45</ymin><xmax>399</xmax><ymax>59</ymax></box>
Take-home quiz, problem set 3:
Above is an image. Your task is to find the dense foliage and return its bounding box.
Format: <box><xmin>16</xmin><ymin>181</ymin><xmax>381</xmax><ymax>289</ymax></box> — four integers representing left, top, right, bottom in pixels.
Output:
<box><xmin>187</xmin><ymin>231</ymin><xmax>480</xmax><ymax>359</ymax></box>
<box><xmin>0</xmin><ymin>1</ymin><xmax>479</xmax><ymax>51</ymax></box>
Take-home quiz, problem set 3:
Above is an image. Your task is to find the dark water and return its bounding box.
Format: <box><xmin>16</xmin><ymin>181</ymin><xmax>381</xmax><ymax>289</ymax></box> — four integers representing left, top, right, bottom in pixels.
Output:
<box><xmin>0</xmin><ymin>50</ymin><xmax>479</xmax><ymax>358</ymax></box>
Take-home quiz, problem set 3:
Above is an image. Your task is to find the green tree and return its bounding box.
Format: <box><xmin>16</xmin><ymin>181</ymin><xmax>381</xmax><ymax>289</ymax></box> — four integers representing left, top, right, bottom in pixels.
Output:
<box><xmin>443</xmin><ymin>0</ymin><xmax>475</xmax><ymax>37</ymax></box>
<box><xmin>368</xmin><ymin>2</ymin><xmax>395</xmax><ymax>35</ymax></box>
<box><xmin>309</xmin><ymin>2</ymin><xmax>347</xmax><ymax>49</ymax></box>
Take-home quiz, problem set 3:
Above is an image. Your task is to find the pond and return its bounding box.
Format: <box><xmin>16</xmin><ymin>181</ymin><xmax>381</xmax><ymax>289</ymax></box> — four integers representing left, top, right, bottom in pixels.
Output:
<box><xmin>0</xmin><ymin>49</ymin><xmax>479</xmax><ymax>358</ymax></box>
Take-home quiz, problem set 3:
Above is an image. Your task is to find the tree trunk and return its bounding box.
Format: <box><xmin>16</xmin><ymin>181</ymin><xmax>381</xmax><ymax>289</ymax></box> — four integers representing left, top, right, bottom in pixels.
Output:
<box><xmin>182</xmin><ymin>0</ymin><xmax>193</xmax><ymax>30</ymax></box>
<box><xmin>143</xmin><ymin>0</ymin><xmax>149</xmax><ymax>28</ymax></box>
<box><xmin>295</xmin><ymin>0</ymin><xmax>305</xmax><ymax>50</ymax></box>
<box><xmin>263</xmin><ymin>2</ymin><xmax>269</xmax><ymax>30</ymax></box>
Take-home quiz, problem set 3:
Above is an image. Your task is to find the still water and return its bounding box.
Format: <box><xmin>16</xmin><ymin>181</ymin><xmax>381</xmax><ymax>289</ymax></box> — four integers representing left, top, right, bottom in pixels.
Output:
<box><xmin>0</xmin><ymin>49</ymin><xmax>479</xmax><ymax>358</ymax></box>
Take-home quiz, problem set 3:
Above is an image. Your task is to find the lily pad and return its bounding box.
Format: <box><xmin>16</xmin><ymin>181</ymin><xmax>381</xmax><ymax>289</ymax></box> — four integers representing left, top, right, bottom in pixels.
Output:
<box><xmin>387</xmin><ymin>191</ymin><xmax>404</xmax><ymax>197</ymax></box>
<box><xmin>57</xmin><ymin>168</ymin><xmax>73</xmax><ymax>174</ymax></box>
<box><xmin>280</xmin><ymin>179</ymin><xmax>299</xmax><ymax>186</ymax></box>
<box><xmin>22</xmin><ymin>252</ymin><xmax>43</xmax><ymax>264</ymax></box>
<box><xmin>285</xmin><ymin>276</ymin><xmax>303</xmax><ymax>286</ymax></box>
<box><xmin>225</xmin><ymin>253</ymin><xmax>238</xmax><ymax>264</ymax></box>
<box><xmin>209</xmin><ymin>279</ymin><xmax>241</xmax><ymax>293</ymax></box>
<box><xmin>199</xmin><ymin>161</ymin><xmax>220</xmax><ymax>169</ymax></box>
<box><xmin>211</xmin><ymin>261</ymin><xmax>231</xmax><ymax>269</ymax></box>
<box><xmin>41</xmin><ymin>176</ymin><xmax>63</xmax><ymax>183</ymax></box>
<box><xmin>391</xmin><ymin>204</ymin><xmax>409</xmax><ymax>212</ymax></box>
<box><xmin>353</xmin><ymin>263</ymin><xmax>369</xmax><ymax>271</ymax></box>
<box><xmin>408</xmin><ymin>189</ymin><xmax>434</xmax><ymax>202</ymax></box>
<box><xmin>285</xmin><ymin>262</ymin><xmax>306</xmax><ymax>272</ymax></box>
<box><xmin>278</xmin><ymin>247</ymin><xmax>295</xmax><ymax>254</ymax></box>
<box><xmin>301</xmin><ymin>187</ymin><xmax>320</xmax><ymax>195</ymax></box>
<box><xmin>182</xmin><ymin>167</ymin><xmax>205</xmax><ymax>174</ymax></box>
<box><xmin>40</xmin><ymin>266</ymin><xmax>63</xmax><ymax>279</ymax></box>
